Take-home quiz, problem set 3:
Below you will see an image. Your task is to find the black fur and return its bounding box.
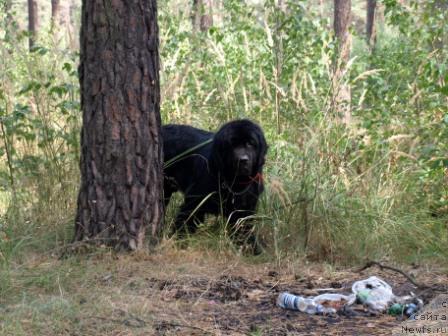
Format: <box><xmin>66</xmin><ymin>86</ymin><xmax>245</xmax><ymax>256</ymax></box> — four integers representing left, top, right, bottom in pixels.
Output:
<box><xmin>162</xmin><ymin>119</ymin><xmax>267</xmax><ymax>250</ymax></box>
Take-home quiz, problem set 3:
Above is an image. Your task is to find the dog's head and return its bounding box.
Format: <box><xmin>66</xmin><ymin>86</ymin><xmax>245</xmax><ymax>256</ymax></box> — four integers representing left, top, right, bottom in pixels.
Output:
<box><xmin>211</xmin><ymin>119</ymin><xmax>267</xmax><ymax>181</ymax></box>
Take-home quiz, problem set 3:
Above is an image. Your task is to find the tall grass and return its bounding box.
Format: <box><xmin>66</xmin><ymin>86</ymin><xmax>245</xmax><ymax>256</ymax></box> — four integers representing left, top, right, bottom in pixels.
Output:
<box><xmin>0</xmin><ymin>0</ymin><xmax>447</xmax><ymax>282</ymax></box>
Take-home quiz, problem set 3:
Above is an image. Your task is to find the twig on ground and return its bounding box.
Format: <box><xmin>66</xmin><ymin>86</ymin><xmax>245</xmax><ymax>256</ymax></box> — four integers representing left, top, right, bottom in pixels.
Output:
<box><xmin>358</xmin><ymin>261</ymin><xmax>447</xmax><ymax>292</ymax></box>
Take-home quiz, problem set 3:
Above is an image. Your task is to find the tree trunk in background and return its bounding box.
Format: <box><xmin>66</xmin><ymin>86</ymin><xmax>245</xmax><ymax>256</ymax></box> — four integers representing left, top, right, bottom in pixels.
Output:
<box><xmin>67</xmin><ymin>0</ymin><xmax>79</xmax><ymax>49</ymax></box>
<box><xmin>200</xmin><ymin>0</ymin><xmax>213</xmax><ymax>31</ymax></box>
<box><xmin>319</xmin><ymin>0</ymin><xmax>324</xmax><ymax>18</ymax></box>
<box><xmin>75</xmin><ymin>0</ymin><xmax>164</xmax><ymax>250</ymax></box>
<box><xmin>192</xmin><ymin>0</ymin><xmax>200</xmax><ymax>31</ymax></box>
<box><xmin>192</xmin><ymin>0</ymin><xmax>213</xmax><ymax>32</ymax></box>
<box><xmin>58</xmin><ymin>2</ymin><xmax>71</xmax><ymax>30</ymax></box>
<box><xmin>51</xmin><ymin>0</ymin><xmax>76</xmax><ymax>48</ymax></box>
<box><xmin>27</xmin><ymin>0</ymin><xmax>38</xmax><ymax>50</ymax></box>
<box><xmin>366</xmin><ymin>0</ymin><xmax>377</xmax><ymax>50</ymax></box>
<box><xmin>332</xmin><ymin>0</ymin><xmax>352</xmax><ymax>124</ymax></box>
<box><xmin>51</xmin><ymin>0</ymin><xmax>61</xmax><ymax>25</ymax></box>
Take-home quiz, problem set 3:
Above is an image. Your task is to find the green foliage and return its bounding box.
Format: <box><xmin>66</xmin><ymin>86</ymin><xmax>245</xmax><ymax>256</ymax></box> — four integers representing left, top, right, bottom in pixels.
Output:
<box><xmin>0</xmin><ymin>7</ymin><xmax>80</xmax><ymax>268</ymax></box>
<box><xmin>0</xmin><ymin>0</ymin><xmax>447</xmax><ymax>270</ymax></box>
<box><xmin>158</xmin><ymin>0</ymin><xmax>447</xmax><ymax>263</ymax></box>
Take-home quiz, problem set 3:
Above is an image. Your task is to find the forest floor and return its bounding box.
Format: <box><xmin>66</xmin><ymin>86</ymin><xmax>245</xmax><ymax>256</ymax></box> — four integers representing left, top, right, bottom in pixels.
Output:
<box><xmin>1</xmin><ymin>243</ymin><xmax>447</xmax><ymax>336</ymax></box>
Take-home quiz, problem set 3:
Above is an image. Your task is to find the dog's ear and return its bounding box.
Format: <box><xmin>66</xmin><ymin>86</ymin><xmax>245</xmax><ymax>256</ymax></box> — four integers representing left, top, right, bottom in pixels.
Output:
<box><xmin>255</xmin><ymin>129</ymin><xmax>268</xmax><ymax>172</ymax></box>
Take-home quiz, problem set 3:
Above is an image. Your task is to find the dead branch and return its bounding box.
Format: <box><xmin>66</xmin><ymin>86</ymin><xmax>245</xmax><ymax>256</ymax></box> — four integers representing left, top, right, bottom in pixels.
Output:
<box><xmin>358</xmin><ymin>261</ymin><xmax>447</xmax><ymax>292</ymax></box>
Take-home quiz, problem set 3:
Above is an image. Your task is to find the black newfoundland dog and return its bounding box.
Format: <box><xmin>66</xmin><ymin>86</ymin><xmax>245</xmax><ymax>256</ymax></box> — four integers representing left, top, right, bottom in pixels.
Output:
<box><xmin>162</xmin><ymin>119</ymin><xmax>267</xmax><ymax>251</ymax></box>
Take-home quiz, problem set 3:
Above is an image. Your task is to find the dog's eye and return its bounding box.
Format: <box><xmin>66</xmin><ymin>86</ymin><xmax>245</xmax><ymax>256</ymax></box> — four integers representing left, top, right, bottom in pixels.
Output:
<box><xmin>247</xmin><ymin>140</ymin><xmax>256</xmax><ymax>147</ymax></box>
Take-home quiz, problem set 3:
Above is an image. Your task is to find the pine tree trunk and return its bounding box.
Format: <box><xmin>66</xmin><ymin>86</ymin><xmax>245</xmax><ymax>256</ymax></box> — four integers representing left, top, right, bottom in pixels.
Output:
<box><xmin>27</xmin><ymin>0</ymin><xmax>38</xmax><ymax>50</ymax></box>
<box><xmin>67</xmin><ymin>0</ymin><xmax>78</xmax><ymax>50</ymax></box>
<box><xmin>200</xmin><ymin>0</ymin><xmax>213</xmax><ymax>31</ymax></box>
<box><xmin>192</xmin><ymin>0</ymin><xmax>213</xmax><ymax>32</ymax></box>
<box><xmin>333</xmin><ymin>0</ymin><xmax>352</xmax><ymax>124</ymax></box>
<box><xmin>319</xmin><ymin>0</ymin><xmax>324</xmax><ymax>18</ymax></box>
<box><xmin>366</xmin><ymin>0</ymin><xmax>377</xmax><ymax>50</ymax></box>
<box><xmin>75</xmin><ymin>0</ymin><xmax>164</xmax><ymax>250</ymax></box>
<box><xmin>51</xmin><ymin>0</ymin><xmax>61</xmax><ymax>25</ymax></box>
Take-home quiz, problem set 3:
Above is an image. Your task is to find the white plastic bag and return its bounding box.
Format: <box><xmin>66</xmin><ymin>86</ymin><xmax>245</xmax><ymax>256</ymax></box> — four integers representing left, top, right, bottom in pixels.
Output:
<box><xmin>351</xmin><ymin>276</ymin><xmax>395</xmax><ymax>312</ymax></box>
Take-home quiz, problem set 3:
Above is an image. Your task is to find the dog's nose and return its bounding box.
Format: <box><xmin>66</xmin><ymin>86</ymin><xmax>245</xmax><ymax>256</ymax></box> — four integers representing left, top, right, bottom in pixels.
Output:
<box><xmin>239</xmin><ymin>154</ymin><xmax>249</xmax><ymax>163</ymax></box>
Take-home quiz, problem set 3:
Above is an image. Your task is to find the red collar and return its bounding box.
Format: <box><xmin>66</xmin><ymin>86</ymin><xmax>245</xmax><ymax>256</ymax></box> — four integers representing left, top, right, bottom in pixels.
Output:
<box><xmin>239</xmin><ymin>173</ymin><xmax>263</xmax><ymax>185</ymax></box>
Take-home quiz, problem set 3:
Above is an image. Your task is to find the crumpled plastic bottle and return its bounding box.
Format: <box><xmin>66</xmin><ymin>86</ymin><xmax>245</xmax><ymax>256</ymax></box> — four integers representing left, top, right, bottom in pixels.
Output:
<box><xmin>277</xmin><ymin>292</ymin><xmax>338</xmax><ymax>314</ymax></box>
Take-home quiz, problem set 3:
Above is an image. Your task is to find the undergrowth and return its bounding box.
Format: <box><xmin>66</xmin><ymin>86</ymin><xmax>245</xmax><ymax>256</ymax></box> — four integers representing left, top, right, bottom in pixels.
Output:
<box><xmin>0</xmin><ymin>0</ymin><xmax>447</xmax><ymax>298</ymax></box>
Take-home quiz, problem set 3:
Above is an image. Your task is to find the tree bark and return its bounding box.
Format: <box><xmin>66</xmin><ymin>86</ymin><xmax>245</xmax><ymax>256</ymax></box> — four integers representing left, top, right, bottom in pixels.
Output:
<box><xmin>51</xmin><ymin>0</ymin><xmax>61</xmax><ymax>25</ymax></box>
<box><xmin>75</xmin><ymin>0</ymin><xmax>164</xmax><ymax>250</ymax></box>
<box><xmin>366</xmin><ymin>0</ymin><xmax>377</xmax><ymax>50</ymax></box>
<box><xmin>332</xmin><ymin>0</ymin><xmax>352</xmax><ymax>124</ymax></box>
<box><xmin>27</xmin><ymin>0</ymin><xmax>38</xmax><ymax>50</ymax></box>
<box><xmin>192</xmin><ymin>0</ymin><xmax>213</xmax><ymax>32</ymax></box>
<box><xmin>52</xmin><ymin>1</ymin><xmax>73</xmax><ymax>45</ymax></box>
<box><xmin>67</xmin><ymin>0</ymin><xmax>79</xmax><ymax>50</ymax></box>
<box><xmin>319</xmin><ymin>0</ymin><xmax>324</xmax><ymax>18</ymax></box>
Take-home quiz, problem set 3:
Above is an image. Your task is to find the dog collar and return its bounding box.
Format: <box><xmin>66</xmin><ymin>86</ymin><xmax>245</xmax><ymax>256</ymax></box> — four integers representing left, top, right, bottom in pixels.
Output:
<box><xmin>238</xmin><ymin>173</ymin><xmax>263</xmax><ymax>185</ymax></box>
<box><xmin>220</xmin><ymin>173</ymin><xmax>263</xmax><ymax>197</ymax></box>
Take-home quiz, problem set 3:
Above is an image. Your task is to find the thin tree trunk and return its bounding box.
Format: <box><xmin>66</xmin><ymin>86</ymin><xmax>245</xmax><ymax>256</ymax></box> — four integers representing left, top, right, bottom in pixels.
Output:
<box><xmin>200</xmin><ymin>0</ymin><xmax>213</xmax><ymax>31</ymax></box>
<box><xmin>192</xmin><ymin>0</ymin><xmax>200</xmax><ymax>32</ymax></box>
<box><xmin>67</xmin><ymin>0</ymin><xmax>78</xmax><ymax>50</ymax></box>
<box><xmin>366</xmin><ymin>0</ymin><xmax>377</xmax><ymax>51</ymax></box>
<box><xmin>332</xmin><ymin>0</ymin><xmax>352</xmax><ymax>124</ymax></box>
<box><xmin>319</xmin><ymin>0</ymin><xmax>324</xmax><ymax>18</ymax></box>
<box><xmin>192</xmin><ymin>0</ymin><xmax>213</xmax><ymax>32</ymax></box>
<box><xmin>51</xmin><ymin>0</ymin><xmax>61</xmax><ymax>25</ymax></box>
<box><xmin>75</xmin><ymin>0</ymin><xmax>164</xmax><ymax>250</ymax></box>
<box><xmin>27</xmin><ymin>0</ymin><xmax>38</xmax><ymax>50</ymax></box>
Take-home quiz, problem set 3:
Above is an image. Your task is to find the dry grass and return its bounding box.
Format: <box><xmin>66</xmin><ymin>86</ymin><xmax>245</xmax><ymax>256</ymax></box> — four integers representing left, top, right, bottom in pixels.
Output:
<box><xmin>1</xmin><ymin>242</ymin><xmax>447</xmax><ymax>336</ymax></box>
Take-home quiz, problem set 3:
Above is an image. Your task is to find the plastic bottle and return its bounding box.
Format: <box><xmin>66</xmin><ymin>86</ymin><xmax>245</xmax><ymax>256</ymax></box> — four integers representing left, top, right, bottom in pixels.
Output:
<box><xmin>277</xmin><ymin>292</ymin><xmax>336</xmax><ymax>315</ymax></box>
<box><xmin>388</xmin><ymin>303</ymin><xmax>419</xmax><ymax>317</ymax></box>
<box><xmin>388</xmin><ymin>303</ymin><xmax>404</xmax><ymax>316</ymax></box>
<box><xmin>404</xmin><ymin>303</ymin><xmax>418</xmax><ymax>317</ymax></box>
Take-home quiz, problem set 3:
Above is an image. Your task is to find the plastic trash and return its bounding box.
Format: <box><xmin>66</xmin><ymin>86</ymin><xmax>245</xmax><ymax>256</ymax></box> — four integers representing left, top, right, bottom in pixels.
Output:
<box><xmin>388</xmin><ymin>302</ymin><xmax>419</xmax><ymax>317</ymax></box>
<box><xmin>388</xmin><ymin>303</ymin><xmax>404</xmax><ymax>316</ymax></box>
<box><xmin>355</xmin><ymin>289</ymin><xmax>371</xmax><ymax>303</ymax></box>
<box><xmin>313</xmin><ymin>293</ymin><xmax>356</xmax><ymax>308</ymax></box>
<box><xmin>351</xmin><ymin>276</ymin><xmax>395</xmax><ymax>312</ymax></box>
<box><xmin>276</xmin><ymin>292</ymin><xmax>321</xmax><ymax>314</ymax></box>
<box><xmin>277</xmin><ymin>292</ymin><xmax>338</xmax><ymax>315</ymax></box>
<box><xmin>277</xmin><ymin>276</ymin><xmax>422</xmax><ymax>316</ymax></box>
<box><xmin>404</xmin><ymin>303</ymin><xmax>419</xmax><ymax>317</ymax></box>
